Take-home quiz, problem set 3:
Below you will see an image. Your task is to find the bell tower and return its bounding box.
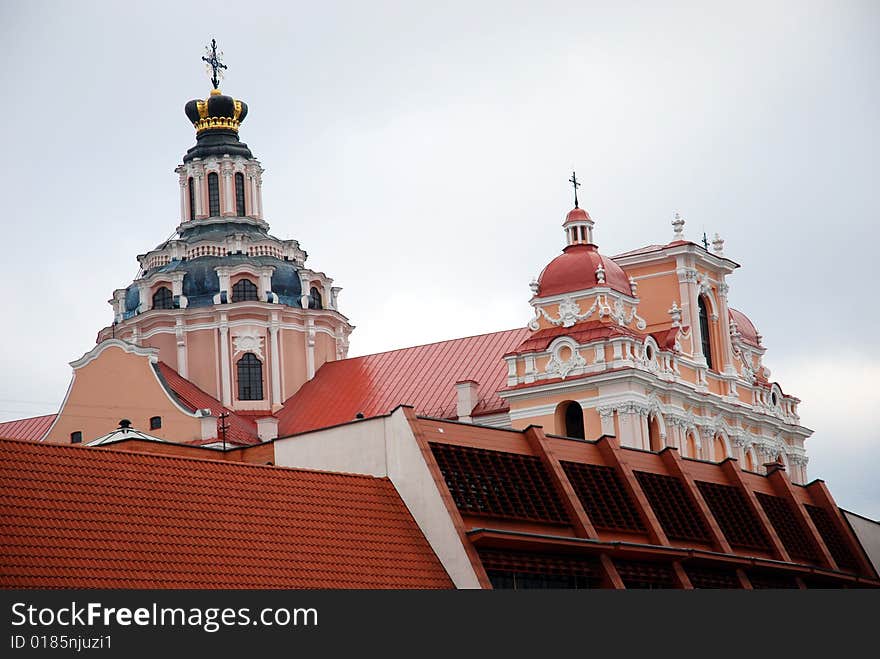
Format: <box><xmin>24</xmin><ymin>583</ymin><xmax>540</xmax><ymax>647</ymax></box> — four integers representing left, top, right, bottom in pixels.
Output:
<box><xmin>97</xmin><ymin>40</ymin><xmax>353</xmax><ymax>412</ymax></box>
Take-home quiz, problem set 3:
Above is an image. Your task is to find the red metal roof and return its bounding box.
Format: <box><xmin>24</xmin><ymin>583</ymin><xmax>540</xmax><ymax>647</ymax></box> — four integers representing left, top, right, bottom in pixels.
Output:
<box><xmin>277</xmin><ymin>328</ymin><xmax>530</xmax><ymax>435</ymax></box>
<box><xmin>0</xmin><ymin>413</ymin><xmax>55</xmax><ymax>441</ymax></box>
<box><xmin>537</xmin><ymin>244</ymin><xmax>632</xmax><ymax>297</ymax></box>
<box><xmin>156</xmin><ymin>362</ymin><xmax>260</xmax><ymax>445</ymax></box>
<box><xmin>510</xmin><ymin>321</ymin><xmax>642</xmax><ymax>355</ymax></box>
<box><xmin>729</xmin><ymin>307</ymin><xmax>761</xmax><ymax>347</ymax></box>
<box><xmin>0</xmin><ymin>438</ymin><xmax>452</xmax><ymax>589</ymax></box>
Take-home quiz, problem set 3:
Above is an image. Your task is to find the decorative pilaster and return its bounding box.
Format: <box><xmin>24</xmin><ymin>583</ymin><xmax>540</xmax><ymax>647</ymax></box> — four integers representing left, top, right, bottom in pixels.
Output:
<box><xmin>305</xmin><ymin>317</ymin><xmax>316</xmax><ymax>380</ymax></box>
<box><xmin>716</xmin><ymin>280</ymin><xmax>735</xmax><ymax>374</ymax></box>
<box><xmin>596</xmin><ymin>406</ymin><xmax>616</xmax><ymax>437</ymax></box>
<box><xmin>269</xmin><ymin>314</ymin><xmax>282</xmax><ymax>410</ymax></box>
<box><xmin>177</xmin><ymin>170</ymin><xmax>188</xmax><ymax>223</ymax></box>
<box><xmin>218</xmin><ymin>314</ymin><xmax>232</xmax><ymax>406</ymax></box>
<box><xmin>175</xmin><ymin>317</ymin><xmax>187</xmax><ymax>379</ymax></box>
<box><xmin>221</xmin><ymin>158</ymin><xmax>235</xmax><ymax>215</ymax></box>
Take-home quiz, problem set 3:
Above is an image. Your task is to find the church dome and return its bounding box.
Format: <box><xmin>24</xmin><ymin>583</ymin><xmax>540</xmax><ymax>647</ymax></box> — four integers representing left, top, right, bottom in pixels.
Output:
<box><xmin>565</xmin><ymin>207</ymin><xmax>592</xmax><ymax>224</ymax></box>
<box><xmin>537</xmin><ymin>243</ymin><xmax>631</xmax><ymax>297</ymax></box>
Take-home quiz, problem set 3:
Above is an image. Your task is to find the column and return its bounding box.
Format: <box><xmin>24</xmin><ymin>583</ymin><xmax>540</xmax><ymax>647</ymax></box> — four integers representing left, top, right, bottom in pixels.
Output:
<box><xmin>175</xmin><ymin>317</ymin><xmax>188</xmax><ymax>379</ymax></box>
<box><xmin>178</xmin><ymin>175</ymin><xmax>188</xmax><ymax>223</ymax></box>
<box><xmin>269</xmin><ymin>317</ymin><xmax>282</xmax><ymax>409</ymax></box>
<box><xmin>305</xmin><ymin>317</ymin><xmax>316</xmax><ymax>380</ymax></box>
<box><xmin>218</xmin><ymin>315</ymin><xmax>232</xmax><ymax>407</ymax></box>
<box><xmin>222</xmin><ymin>160</ymin><xmax>234</xmax><ymax>215</ymax></box>
<box><xmin>716</xmin><ymin>280</ymin><xmax>736</xmax><ymax>374</ymax></box>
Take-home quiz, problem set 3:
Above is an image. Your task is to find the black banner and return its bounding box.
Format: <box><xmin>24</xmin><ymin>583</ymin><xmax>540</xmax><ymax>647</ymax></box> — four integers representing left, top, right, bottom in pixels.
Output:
<box><xmin>1</xmin><ymin>590</ymin><xmax>875</xmax><ymax>656</ymax></box>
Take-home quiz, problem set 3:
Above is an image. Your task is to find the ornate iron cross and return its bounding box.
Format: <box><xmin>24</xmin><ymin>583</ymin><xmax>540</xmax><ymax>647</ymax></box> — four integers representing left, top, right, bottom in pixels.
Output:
<box><xmin>202</xmin><ymin>38</ymin><xmax>228</xmax><ymax>89</ymax></box>
<box><xmin>569</xmin><ymin>171</ymin><xmax>581</xmax><ymax>208</ymax></box>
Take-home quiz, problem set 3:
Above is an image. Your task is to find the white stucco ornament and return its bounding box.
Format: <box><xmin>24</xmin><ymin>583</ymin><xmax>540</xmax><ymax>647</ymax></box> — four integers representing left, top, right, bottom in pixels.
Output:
<box><xmin>233</xmin><ymin>330</ymin><xmax>264</xmax><ymax>359</ymax></box>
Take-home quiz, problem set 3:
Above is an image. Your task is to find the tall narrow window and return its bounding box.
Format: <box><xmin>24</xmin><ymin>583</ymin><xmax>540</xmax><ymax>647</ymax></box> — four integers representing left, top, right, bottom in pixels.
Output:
<box><xmin>208</xmin><ymin>172</ymin><xmax>220</xmax><ymax>216</ymax></box>
<box><xmin>188</xmin><ymin>177</ymin><xmax>195</xmax><ymax>221</ymax></box>
<box><xmin>563</xmin><ymin>402</ymin><xmax>585</xmax><ymax>439</ymax></box>
<box><xmin>237</xmin><ymin>353</ymin><xmax>264</xmax><ymax>400</ymax></box>
<box><xmin>232</xmin><ymin>278</ymin><xmax>259</xmax><ymax>302</ymax></box>
<box><xmin>152</xmin><ymin>286</ymin><xmax>173</xmax><ymax>310</ymax></box>
<box><xmin>235</xmin><ymin>172</ymin><xmax>246</xmax><ymax>216</ymax></box>
<box><xmin>698</xmin><ymin>296</ymin><xmax>713</xmax><ymax>370</ymax></box>
<box><xmin>308</xmin><ymin>286</ymin><xmax>323</xmax><ymax>309</ymax></box>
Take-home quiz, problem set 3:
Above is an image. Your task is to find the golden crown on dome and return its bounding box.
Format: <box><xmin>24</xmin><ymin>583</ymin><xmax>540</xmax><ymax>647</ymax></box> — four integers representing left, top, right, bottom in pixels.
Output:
<box><xmin>183</xmin><ymin>39</ymin><xmax>249</xmax><ymax>134</ymax></box>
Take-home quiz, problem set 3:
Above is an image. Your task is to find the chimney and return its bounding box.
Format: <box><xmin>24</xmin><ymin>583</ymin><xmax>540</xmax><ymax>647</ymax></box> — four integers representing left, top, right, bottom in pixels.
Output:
<box><xmin>256</xmin><ymin>417</ymin><xmax>279</xmax><ymax>442</ymax></box>
<box><xmin>196</xmin><ymin>409</ymin><xmax>217</xmax><ymax>441</ymax></box>
<box><xmin>455</xmin><ymin>380</ymin><xmax>480</xmax><ymax>423</ymax></box>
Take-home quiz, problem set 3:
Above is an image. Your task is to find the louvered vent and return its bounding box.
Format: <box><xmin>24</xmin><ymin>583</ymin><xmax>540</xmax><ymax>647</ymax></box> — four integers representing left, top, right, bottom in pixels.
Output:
<box><xmin>561</xmin><ymin>462</ymin><xmax>644</xmax><ymax>532</ymax></box>
<box><xmin>635</xmin><ymin>471</ymin><xmax>711</xmax><ymax>542</ymax></box>
<box><xmin>429</xmin><ymin>443</ymin><xmax>569</xmax><ymax>524</ymax></box>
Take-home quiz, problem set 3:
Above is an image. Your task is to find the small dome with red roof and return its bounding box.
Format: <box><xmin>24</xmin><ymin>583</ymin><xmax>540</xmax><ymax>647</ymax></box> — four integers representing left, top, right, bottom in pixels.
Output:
<box><xmin>564</xmin><ymin>207</ymin><xmax>592</xmax><ymax>224</ymax></box>
<box><xmin>537</xmin><ymin>243</ymin><xmax>632</xmax><ymax>297</ymax></box>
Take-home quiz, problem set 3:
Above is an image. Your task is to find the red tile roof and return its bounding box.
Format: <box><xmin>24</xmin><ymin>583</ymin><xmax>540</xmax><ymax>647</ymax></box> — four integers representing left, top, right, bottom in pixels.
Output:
<box><xmin>0</xmin><ymin>438</ymin><xmax>452</xmax><ymax>589</ymax></box>
<box><xmin>277</xmin><ymin>328</ymin><xmax>530</xmax><ymax>435</ymax></box>
<box><xmin>156</xmin><ymin>362</ymin><xmax>260</xmax><ymax>445</ymax></box>
<box><xmin>0</xmin><ymin>413</ymin><xmax>55</xmax><ymax>441</ymax></box>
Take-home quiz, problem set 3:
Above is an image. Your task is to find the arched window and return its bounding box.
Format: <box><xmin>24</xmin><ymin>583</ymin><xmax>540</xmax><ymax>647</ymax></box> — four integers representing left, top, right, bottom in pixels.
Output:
<box><xmin>188</xmin><ymin>177</ymin><xmax>195</xmax><ymax>221</ymax></box>
<box><xmin>562</xmin><ymin>402</ymin><xmax>585</xmax><ymax>439</ymax></box>
<box><xmin>208</xmin><ymin>172</ymin><xmax>220</xmax><ymax>216</ymax></box>
<box><xmin>232</xmin><ymin>278</ymin><xmax>259</xmax><ymax>302</ymax></box>
<box><xmin>152</xmin><ymin>286</ymin><xmax>173</xmax><ymax>310</ymax></box>
<box><xmin>685</xmin><ymin>432</ymin><xmax>698</xmax><ymax>458</ymax></box>
<box><xmin>648</xmin><ymin>415</ymin><xmax>663</xmax><ymax>451</ymax></box>
<box><xmin>744</xmin><ymin>449</ymin><xmax>756</xmax><ymax>471</ymax></box>
<box><xmin>308</xmin><ymin>286</ymin><xmax>323</xmax><ymax>309</ymax></box>
<box><xmin>698</xmin><ymin>295</ymin><xmax>713</xmax><ymax>370</ymax></box>
<box><xmin>235</xmin><ymin>172</ymin><xmax>246</xmax><ymax>216</ymax></box>
<box><xmin>237</xmin><ymin>353</ymin><xmax>264</xmax><ymax>400</ymax></box>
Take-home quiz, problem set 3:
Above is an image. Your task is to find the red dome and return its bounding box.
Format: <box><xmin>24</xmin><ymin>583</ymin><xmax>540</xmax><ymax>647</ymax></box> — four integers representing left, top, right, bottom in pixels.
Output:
<box><xmin>729</xmin><ymin>308</ymin><xmax>761</xmax><ymax>347</ymax></box>
<box><xmin>564</xmin><ymin>207</ymin><xmax>592</xmax><ymax>224</ymax></box>
<box><xmin>537</xmin><ymin>244</ymin><xmax>632</xmax><ymax>297</ymax></box>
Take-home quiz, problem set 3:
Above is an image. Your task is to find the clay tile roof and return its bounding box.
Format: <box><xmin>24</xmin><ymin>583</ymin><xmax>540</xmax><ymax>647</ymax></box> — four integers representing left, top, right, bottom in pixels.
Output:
<box><xmin>156</xmin><ymin>362</ymin><xmax>260</xmax><ymax>445</ymax></box>
<box><xmin>0</xmin><ymin>439</ymin><xmax>452</xmax><ymax>589</ymax></box>
<box><xmin>0</xmin><ymin>413</ymin><xmax>56</xmax><ymax>441</ymax></box>
<box><xmin>511</xmin><ymin>321</ymin><xmax>642</xmax><ymax>355</ymax></box>
<box><xmin>277</xmin><ymin>328</ymin><xmax>530</xmax><ymax>435</ymax></box>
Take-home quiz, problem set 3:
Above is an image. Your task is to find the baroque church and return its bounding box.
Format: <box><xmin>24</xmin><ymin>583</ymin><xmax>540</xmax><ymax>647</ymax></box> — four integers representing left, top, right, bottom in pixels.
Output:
<box><xmin>1</xmin><ymin>46</ymin><xmax>877</xmax><ymax>589</ymax></box>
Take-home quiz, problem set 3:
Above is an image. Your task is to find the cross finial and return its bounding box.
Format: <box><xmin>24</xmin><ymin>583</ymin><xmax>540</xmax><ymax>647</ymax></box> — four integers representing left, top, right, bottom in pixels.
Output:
<box><xmin>701</xmin><ymin>231</ymin><xmax>710</xmax><ymax>250</ymax></box>
<box><xmin>569</xmin><ymin>171</ymin><xmax>581</xmax><ymax>208</ymax></box>
<box><xmin>202</xmin><ymin>38</ymin><xmax>228</xmax><ymax>89</ymax></box>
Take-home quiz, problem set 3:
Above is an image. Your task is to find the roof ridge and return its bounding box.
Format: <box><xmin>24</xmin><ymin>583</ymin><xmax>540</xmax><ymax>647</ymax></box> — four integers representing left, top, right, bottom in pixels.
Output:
<box><xmin>0</xmin><ymin>436</ymin><xmax>388</xmax><ymax>482</ymax></box>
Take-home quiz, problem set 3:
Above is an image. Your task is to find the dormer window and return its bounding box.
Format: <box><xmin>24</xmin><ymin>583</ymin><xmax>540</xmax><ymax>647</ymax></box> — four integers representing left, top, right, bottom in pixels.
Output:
<box><xmin>308</xmin><ymin>286</ymin><xmax>323</xmax><ymax>310</ymax></box>
<box><xmin>235</xmin><ymin>172</ymin><xmax>246</xmax><ymax>216</ymax></box>
<box><xmin>208</xmin><ymin>172</ymin><xmax>220</xmax><ymax>216</ymax></box>
<box><xmin>152</xmin><ymin>286</ymin><xmax>173</xmax><ymax>310</ymax></box>
<box><xmin>232</xmin><ymin>278</ymin><xmax>259</xmax><ymax>302</ymax></box>
<box><xmin>698</xmin><ymin>295</ymin><xmax>713</xmax><ymax>370</ymax></box>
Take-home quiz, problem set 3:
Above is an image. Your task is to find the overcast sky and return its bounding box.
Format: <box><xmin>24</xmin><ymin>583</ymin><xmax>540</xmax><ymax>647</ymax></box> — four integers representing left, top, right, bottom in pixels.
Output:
<box><xmin>2</xmin><ymin>1</ymin><xmax>878</xmax><ymax>516</ymax></box>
